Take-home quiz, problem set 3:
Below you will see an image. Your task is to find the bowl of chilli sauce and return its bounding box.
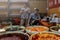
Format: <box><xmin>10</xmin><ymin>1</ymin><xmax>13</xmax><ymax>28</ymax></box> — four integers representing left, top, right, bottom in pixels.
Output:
<box><xmin>26</xmin><ymin>26</ymin><xmax>49</xmax><ymax>34</ymax></box>
<box><xmin>0</xmin><ymin>32</ymin><xmax>29</xmax><ymax>40</ymax></box>
<box><xmin>30</xmin><ymin>32</ymin><xmax>60</xmax><ymax>40</ymax></box>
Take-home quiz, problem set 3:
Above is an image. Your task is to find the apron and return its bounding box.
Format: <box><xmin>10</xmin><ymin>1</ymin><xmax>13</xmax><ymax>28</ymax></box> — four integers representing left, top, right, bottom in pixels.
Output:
<box><xmin>29</xmin><ymin>14</ymin><xmax>39</xmax><ymax>25</ymax></box>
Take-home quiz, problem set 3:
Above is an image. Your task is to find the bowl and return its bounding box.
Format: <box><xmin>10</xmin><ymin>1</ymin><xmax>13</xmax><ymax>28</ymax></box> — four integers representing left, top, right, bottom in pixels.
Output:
<box><xmin>0</xmin><ymin>32</ymin><xmax>29</xmax><ymax>40</ymax></box>
<box><xmin>2</xmin><ymin>25</ymin><xmax>25</xmax><ymax>32</ymax></box>
<box><xmin>50</xmin><ymin>26</ymin><xmax>60</xmax><ymax>33</ymax></box>
<box><xmin>26</xmin><ymin>26</ymin><xmax>49</xmax><ymax>34</ymax></box>
<box><xmin>30</xmin><ymin>32</ymin><xmax>60</xmax><ymax>40</ymax></box>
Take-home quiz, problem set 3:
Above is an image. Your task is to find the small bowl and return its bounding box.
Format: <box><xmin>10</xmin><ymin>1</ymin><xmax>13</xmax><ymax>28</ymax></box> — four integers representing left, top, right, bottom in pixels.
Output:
<box><xmin>50</xmin><ymin>26</ymin><xmax>60</xmax><ymax>33</ymax></box>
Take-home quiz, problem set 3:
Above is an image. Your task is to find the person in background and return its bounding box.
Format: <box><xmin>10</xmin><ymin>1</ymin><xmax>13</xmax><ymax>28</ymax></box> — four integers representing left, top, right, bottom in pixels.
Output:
<box><xmin>46</xmin><ymin>16</ymin><xmax>51</xmax><ymax>22</ymax></box>
<box><xmin>20</xmin><ymin>9</ymin><xmax>25</xmax><ymax>26</ymax></box>
<box><xmin>24</xmin><ymin>10</ymin><xmax>30</xmax><ymax>26</ymax></box>
<box><xmin>50</xmin><ymin>14</ymin><xmax>58</xmax><ymax>24</ymax></box>
<box><xmin>20</xmin><ymin>8</ymin><xmax>30</xmax><ymax>26</ymax></box>
<box><xmin>41</xmin><ymin>15</ymin><xmax>51</xmax><ymax>22</ymax></box>
<box><xmin>28</xmin><ymin>9</ymin><xmax>32</xmax><ymax>26</ymax></box>
<box><xmin>50</xmin><ymin>13</ymin><xmax>57</xmax><ymax>19</ymax></box>
<box><xmin>41</xmin><ymin>16</ymin><xmax>47</xmax><ymax>21</ymax></box>
<box><xmin>29</xmin><ymin>8</ymin><xmax>40</xmax><ymax>26</ymax></box>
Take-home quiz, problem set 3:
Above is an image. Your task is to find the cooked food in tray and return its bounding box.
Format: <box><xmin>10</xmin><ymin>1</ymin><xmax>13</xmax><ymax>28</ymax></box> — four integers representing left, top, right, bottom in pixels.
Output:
<box><xmin>50</xmin><ymin>26</ymin><xmax>60</xmax><ymax>31</ymax></box>
<box><xmin>26</xmin><ymin>27</ymin><xmax>48</xmax><ymax>31</ymax></box>
<box><xmin>0</xmin><ymin>32</ymin><xmax>29</xmax><ymax>40</ymax></box>
<box><xmin>50</xmin><ymin>25</ymin><xmax>60</xmax><ymax>33</ymax></box>
<box><xmin>26</xmin><ymin>26</ymin><xmax>49</xmax><ymax>34</ymax></box>
<box><xmin>30</xmin><ymin>32</ymin><xmax>60</xmax><ymax>40</ymax></box>
<box><xmin>40</xmin><ymin>21</ymin><xmax>53</xmax><ymax>27</ymax></box>
<box><xmin>3</xmin><ymin>25</ymin><xmax>25</xmax><ymax>31</ymax></box>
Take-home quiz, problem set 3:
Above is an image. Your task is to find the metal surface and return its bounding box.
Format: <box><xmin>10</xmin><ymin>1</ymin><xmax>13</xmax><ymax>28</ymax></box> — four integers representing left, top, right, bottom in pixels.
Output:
<box><xmin>8</xmin><ymin>0</ymin><xmax>11</xmax><ymax>17</ymax></box>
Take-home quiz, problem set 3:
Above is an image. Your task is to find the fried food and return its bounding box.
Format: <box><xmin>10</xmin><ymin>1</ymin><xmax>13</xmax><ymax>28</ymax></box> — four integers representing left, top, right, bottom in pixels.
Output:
<box><xmin>26</xmin><ymin>27</ymin><xmax>48</xmax><ymax>32</ymax></box>
<box><xmin>31</xmin><ymin>33</ymin><xmax>60</xmax><ymax>40</ymax></box>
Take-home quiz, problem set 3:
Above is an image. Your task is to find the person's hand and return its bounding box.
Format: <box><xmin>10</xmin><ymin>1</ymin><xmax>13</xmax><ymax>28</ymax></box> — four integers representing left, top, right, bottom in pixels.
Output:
<box><xmin>32</xmin><ymin>20</ymin><xmax>35</xmax><ymax>24</ymax></box>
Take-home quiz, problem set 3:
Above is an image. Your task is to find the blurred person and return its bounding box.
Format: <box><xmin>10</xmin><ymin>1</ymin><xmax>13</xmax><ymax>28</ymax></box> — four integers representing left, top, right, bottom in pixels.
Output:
<box><xmin>29</xmin><ymin>8</ymin><xmax>40</xmax><ymax>26</ymax></box>
<box><xmin>41</xmin><ymin>16</ymin><xmax>47</xmax><ymax>21</ymax></box>
<box><xmin>50</xmin><ymin>13</ymin><xmax>57</xmax><ymax>19</ymax></box>
<box><xmin>20</xmin><ymin>10</ymin><xmax>24</xmax><ymax>25</ymax></box>
<box><xmin>40</xmin><ymin>16</ymin><xmax>53</xmax><ymax>27</ymax></box>
<box><xmin>50</xmin><ymin>14</ymin><xmax>58</xmax><ymax>24</ymax></box>
<box><xmin>41</xmin><ymin>15</ymin><xmax>51</xmax><ymax>21</ymax></box>
<box><xmin>20</xmin><ymin>8</ymin><xmax>30</xmax><ymax>26</ymax></box>
<box><xmin>46</xmin><ymin>16</ymin><xmax>51</xmax><ymax>22</ymax></box>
